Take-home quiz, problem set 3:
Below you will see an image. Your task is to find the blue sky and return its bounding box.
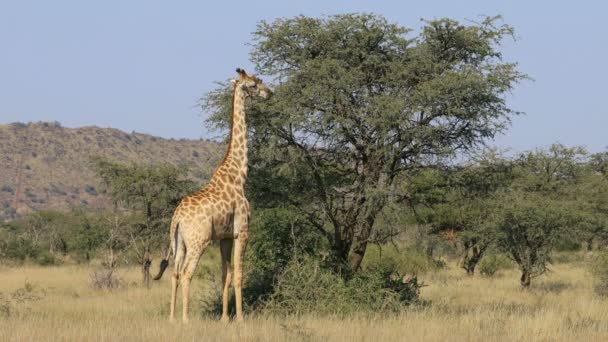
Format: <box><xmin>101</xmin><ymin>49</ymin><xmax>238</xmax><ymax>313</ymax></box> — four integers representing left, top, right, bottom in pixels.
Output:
<box><xmin>1</xmin><ymin>1</ymin><xmax>606</xmax><ymax>152</ymax></box>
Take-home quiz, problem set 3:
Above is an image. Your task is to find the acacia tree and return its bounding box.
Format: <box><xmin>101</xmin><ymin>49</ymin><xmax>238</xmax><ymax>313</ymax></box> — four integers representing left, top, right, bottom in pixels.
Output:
<box><xmin>205</xmin><ymin>14</ymin><xmax>526</xmax><ymax>270</ymax></box>
<box><xmin>92</xmin><ymin>158</ymin><xmax>195</xmax><ymax>287</ymax></box>
<box><xmin>496</xmin><ymin>144</ymin><xmax>586</xmax><ymax>287</ymax></box>
<box><xmin>496</xmin><ymin>194</ymin><xmax>573</xmax><ymax>287</ymax></box>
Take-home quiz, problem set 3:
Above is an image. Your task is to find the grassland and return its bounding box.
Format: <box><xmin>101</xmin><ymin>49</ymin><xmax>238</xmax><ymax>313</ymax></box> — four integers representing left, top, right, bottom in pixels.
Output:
<box><xmin>1</xmin><ymin>254</ymin><xmax>607</xmax><ymax>341</ymax></box>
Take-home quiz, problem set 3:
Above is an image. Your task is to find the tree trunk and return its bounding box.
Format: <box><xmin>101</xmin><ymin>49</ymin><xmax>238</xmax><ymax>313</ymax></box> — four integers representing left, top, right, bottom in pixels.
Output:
<box><xmin>348</xmin><ymin>215</ymin><xmax>378</xmax><ymax>272</ymax></box>
<box><xmin>587</xmin><ymin>237</ymin><xmax>594</xmax><ymax>251</ymax></box>
<box><xmin>349</xmin><ymin>240</ymin><xmax>367</xmax><ymax>272</ymax></box>
<box><xmin>332</xmin><ymin>234</ymin><xmax>352</xmax><ymax>274</ymax></box>
<box><xmin>142</xmin><ymin>248</ymin><xmax>152</xmax><ymax>289</ymax></box>
<box><xmin>463</xmin><ymin>261</ymin><xmax>476</xmax><ymax>275</ymax></box>
<box><xmin>520</xmin><ymin>270</ymin><xmax>531</xmax><ymax>288</ymax></box>
<box><xmin>461</xmin><ymin>246</ymin><xmax>484</xmax><ymax>276</ymax></box>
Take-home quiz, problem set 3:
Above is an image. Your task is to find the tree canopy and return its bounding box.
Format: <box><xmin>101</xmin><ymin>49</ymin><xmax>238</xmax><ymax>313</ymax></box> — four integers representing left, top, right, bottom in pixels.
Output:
<box><xmin>205</xmin><ymin>13</ymin><xmax>526</xmax><ymax>270</ymax></box>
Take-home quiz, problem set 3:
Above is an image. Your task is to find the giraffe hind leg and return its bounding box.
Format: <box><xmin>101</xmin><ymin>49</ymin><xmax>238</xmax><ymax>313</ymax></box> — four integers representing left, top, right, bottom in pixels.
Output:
<box><xmin>170</xmin><ymin>231</ymin><xmax>185</xmax><ymax>322</ymax></box>
<box><xmin>180</xmin><ymin>240</ymin><xmax>210</xmax><ymax>323</ymax></box>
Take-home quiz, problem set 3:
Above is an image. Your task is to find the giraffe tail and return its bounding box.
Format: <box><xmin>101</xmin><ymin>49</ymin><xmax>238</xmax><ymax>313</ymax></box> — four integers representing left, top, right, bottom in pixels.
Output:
<box><xmin>153</xmin><ymin>220</ymin><xmax>179</xmax><ymax>281</ymax></box>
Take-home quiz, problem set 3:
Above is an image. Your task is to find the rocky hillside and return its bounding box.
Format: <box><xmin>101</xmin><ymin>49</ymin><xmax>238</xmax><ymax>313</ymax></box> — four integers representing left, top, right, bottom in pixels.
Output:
<box><xmin>0</xmin><ymin>122</ymin><xmax>224</xmax><ymax>220</ymax></box>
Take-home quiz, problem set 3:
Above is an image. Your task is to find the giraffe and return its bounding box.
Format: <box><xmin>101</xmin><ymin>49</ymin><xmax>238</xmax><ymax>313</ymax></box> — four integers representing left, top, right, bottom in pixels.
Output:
<box><xmin>153</xmin><ymin>68</ymin><xmax>271</xmax><ymax>323</ymax></box>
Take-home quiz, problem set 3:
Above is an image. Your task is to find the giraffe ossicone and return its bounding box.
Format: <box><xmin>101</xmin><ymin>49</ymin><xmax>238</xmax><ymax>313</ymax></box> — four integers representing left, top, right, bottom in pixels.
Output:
<box><xmin>154</xmin><ymin>68</ymin><xmax>272</xmax><ymax>323</ymax></box>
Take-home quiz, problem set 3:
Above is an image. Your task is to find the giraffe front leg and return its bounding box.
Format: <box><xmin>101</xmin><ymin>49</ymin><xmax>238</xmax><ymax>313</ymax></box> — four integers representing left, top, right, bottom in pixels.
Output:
<box><xmin>234</xmin><ymin>230</ymin><xmax>248</xmax><ymax>323</ymax></box>
<box><xmin>220</xmin><ymin>239</ymin><xmax>233</xmax><ymax>323</ymax></box>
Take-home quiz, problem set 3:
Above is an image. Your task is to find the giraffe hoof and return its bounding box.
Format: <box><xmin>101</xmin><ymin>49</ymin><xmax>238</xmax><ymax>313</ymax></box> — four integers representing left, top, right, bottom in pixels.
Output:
<box><xmin>220</xmin><ymin>316</ymin><xmax>230</xmax><ymax>324</ymax></box>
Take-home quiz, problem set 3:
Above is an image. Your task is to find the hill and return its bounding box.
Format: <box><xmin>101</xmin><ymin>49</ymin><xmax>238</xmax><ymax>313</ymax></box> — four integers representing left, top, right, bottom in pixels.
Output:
<box><xmin>0</xmin><ymin>122</ymin><xmax>224</xmax><ymax>220</ymax></box>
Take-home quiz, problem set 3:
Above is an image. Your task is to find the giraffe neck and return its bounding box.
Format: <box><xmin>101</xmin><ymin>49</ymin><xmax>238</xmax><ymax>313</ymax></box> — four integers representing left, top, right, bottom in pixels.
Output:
<box><xmin>215</xmin><ymin>84</ymin><xmax>248</xmax><ymax>185</ymax></box>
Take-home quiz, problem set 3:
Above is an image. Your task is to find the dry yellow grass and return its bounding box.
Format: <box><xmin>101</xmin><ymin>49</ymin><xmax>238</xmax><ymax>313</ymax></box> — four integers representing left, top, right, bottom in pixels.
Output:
<box><xmin>1</xmin><ymin>258</ymin><xmax>607</xmax><ymax>341</ymax></box>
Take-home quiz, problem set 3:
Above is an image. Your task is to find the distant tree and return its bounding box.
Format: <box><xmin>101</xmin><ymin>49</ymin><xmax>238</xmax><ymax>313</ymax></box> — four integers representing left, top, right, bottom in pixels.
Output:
<box><xmin>496</xmin><ymin>144</ymin><xmax>586</xmax><ymax>287</ymax></box>
<box><xmin>204</xmin><ymin>14</ymin><xmax>526</xmax><ymax>271</ymax></box>
<box><xmin>408</xmin><ymin>151</ymin><xmax>514</xmax><ymax>275</ymax></box>
<box><xmin>577</xmin><ymin>151</ymin><xmax>608</xmax><ymax>250</ymax></box>
<box><xmin>91</xmin><ymin>157</ymin><xmax>196</xmax><ymax>287</ymax></box>
<box><xmin>496</xmin><ymin>194</ymin><xmax>574</xmax><ymax>287</ymax></box>
<box><xmin>67</xmin><ymin>211</ymin><xmax>107</xmax><ymax>262</ymax></box>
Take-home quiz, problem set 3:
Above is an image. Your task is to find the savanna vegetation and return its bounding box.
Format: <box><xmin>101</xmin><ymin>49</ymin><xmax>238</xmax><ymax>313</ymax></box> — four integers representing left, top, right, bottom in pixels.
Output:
<box><xmin>2</xmin><ymin>13</ymin><xmax>608</xmax><ymax>341</ymax></box>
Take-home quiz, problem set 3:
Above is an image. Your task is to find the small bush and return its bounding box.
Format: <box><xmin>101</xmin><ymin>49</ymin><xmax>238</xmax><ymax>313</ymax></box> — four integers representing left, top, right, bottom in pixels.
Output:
<box><xmin>90</xmin><ymin>268</ymin><xmax>125</xmax><ymax>290</ymax></box>
<box><xmin>84</xmin><ymin>185</ymin><xmax>97</xmax><ymax>195</ymax></box>
<box><xmin>479</xmin><ymin>254</ymin><xmax>512</xmax><ymax>277</ymax></box>
<box><xmin>35</xmin><ymin>251</ymin><xmax>56</xmax><ymax>266</ymax></box>
<box><xmin>261</xmin><ymin>256</ymin><xmax>421</xmax><ymax>316</ymax></box>
<box><xmin>554</xmin><ymin>238</ymin><xmax>581</xmax><ymax>252</ymax></box>
<box><xmin>591</xmin><ymin>252</ymin><xmax>608</xmax><ymax>297</ymax></box>
<box><xmin>4</xmin><ymin>237</ymin><xmax>37</xmax><ymax>261</ymax></box>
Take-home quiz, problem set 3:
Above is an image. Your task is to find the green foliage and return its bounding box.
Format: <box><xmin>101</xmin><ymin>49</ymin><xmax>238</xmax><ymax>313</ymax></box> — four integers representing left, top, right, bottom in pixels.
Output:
<box><xmin>478</xmin><ymin>254</ymin><xmax>512</xmax><ymax>277</ymax></box>
<box><xmin>554</xmin><ymin>238</ymin><xmax>582</xmax><ymax>252</ymax></box>
<box><xmin>35</xmin><ymin>250</ymin><xmax>56</xmax><ymax>266</ymax></box>
<box><xmin>408</xmin><ymin>150</ymin><xmax>514</xmax><ymax>274</ymax></box>
<box><xmin>490</xmin><ymin>145</ymin><xmax>593</xmax><ymax>286</ymax></box>
<box><xmin>261</xmin><ymin>256</ymin><xmax>421</xmax><ymax>316</ymax></box>
<box><xmin>2</xmin><ymin>236</ymin><xmax>37</xmax><ymax>261</ymax></box>
<box><xmin>364</xmin><ymin>245</ymin><xmax>444</xmax><ymax>275</ymax></box>
<box><xmin>0</xmin><ymin>209</ymin><xmax>136</xmax><ymax>265</ymax></box>
<box><xmin>91</xmin><ymin>157</ymin><xmax>196</xmax><ymax>253</ymax></box>
<box><xmin>496</xmin><ymin>194</ymin><xmax>576</xmax><ymax>286</ymax></box>
<box><xmin>248</xmin><ymin>207</ymin><xmax>325</xmax><ymax>277</ymax></box>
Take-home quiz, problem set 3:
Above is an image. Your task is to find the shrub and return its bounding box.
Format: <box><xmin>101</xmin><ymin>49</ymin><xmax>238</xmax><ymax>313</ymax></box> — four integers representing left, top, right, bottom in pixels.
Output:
<box><xmin>479</xmin><ymin>255</ymin><xmax>499</xmax><ymax>276</ymax></box>
<box><xmin>90</xmin><ymin>268</ymin><xmax>125</xmax><ymax>290</ymax></box>
<box><xmin>479</xmin><ymin>254</ymin><xmax>512</xmax><ymax>277</ymax></box>
<box><xmin>3</xmin><ymin>237</ymin><xmax>37</xmax><ymax>261</ymax></box>
<box><xmin>84</xmin><ymin>185</ymin><xmax>97</xmax><ymax>195</ymax></box>
<box><xmin>35</xmin><ymin>251</ymin><xmax>56</xmax><ymax>266</ymax></box>
<box><xmin>554</xmin><ymin>238</ymin><xmax>582</xmax><ymax>252</ymax></box>
<box><xmin>364</xmin><ymin>245</ymin><xmax>444</xmax><ymax>275</ymax></box>
<box><xmin>261</xmin><ymin>256</ymin><xmax>421</xmax><ymax>316</ymax></box>
<box><xmin>199</xmin><ymin>256</ymin><xmax>422</xmax><ymax>318</ymax></box>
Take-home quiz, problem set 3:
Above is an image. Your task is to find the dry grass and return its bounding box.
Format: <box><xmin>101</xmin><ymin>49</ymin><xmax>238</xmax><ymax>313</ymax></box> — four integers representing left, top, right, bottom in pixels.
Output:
<box><xmin>1</xmin><ymin>257</ymin><xmax>607</xmax><ymax>341</ymax></box>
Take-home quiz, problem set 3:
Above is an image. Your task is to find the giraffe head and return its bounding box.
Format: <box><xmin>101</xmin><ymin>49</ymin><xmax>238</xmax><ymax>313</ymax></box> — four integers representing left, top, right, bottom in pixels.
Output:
<box><xmin>234</xmin><ymin>68</ymin><xmax>272</xmax><ymax>99</ymax></box>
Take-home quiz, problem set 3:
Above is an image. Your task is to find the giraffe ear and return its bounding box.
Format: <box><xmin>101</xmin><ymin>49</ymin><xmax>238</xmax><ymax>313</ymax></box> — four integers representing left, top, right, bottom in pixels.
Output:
<box><xmin>230</xmin><ymin>79</ymin><xmax>237</xmax><ymax>85</ymax></box>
